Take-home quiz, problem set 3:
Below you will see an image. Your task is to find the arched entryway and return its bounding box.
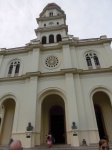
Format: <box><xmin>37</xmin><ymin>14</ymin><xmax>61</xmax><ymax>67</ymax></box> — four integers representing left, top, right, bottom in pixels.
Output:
<box><xmin>41</xmin><ymin>94</ymin><xmax>66</xmax><ymax>144</ymax></box>
<box><xmin>0</xmin><ymin>98</ymin><xmax>15</xmax><ymax>145</ymax></box>
<box><xmin>49</xmin><ymin>105</ymin><xmax>65</xmax><ymax>144</ymax></box>
<box><xmin>93</xmin><ymin>91</ymin><xmax>112</xmax><ymax>141</ymax></box>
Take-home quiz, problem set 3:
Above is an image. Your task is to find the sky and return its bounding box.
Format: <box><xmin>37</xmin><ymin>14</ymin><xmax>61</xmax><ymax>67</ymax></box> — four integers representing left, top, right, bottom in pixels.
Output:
<box><xmin>0</xmin><ymin>0</ymin><xmax>112</xmax><ymax>49</ymax></box>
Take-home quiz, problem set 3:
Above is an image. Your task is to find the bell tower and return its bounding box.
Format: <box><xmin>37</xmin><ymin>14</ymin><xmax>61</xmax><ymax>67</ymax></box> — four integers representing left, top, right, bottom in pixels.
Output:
<box><xmin>35</xmin><ymin>3</ymin><xmax>68</xmax><ymax>45</ymax></box>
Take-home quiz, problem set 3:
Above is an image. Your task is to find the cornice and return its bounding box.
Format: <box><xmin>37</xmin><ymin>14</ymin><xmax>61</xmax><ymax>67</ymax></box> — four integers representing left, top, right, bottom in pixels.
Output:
<box><xmin>37</xmin><ymin>14</ymin><xmax>66</xmax><ymax>23</ymax></box>
<box><xmin>40</xmin><ymin>37</ymin><xmax>112</xmax><ymax>50</ymax></box>
<box><xmin>0</xmin><ymin>44</ymin><xmax>44</xmax><ymax>55</ymax></box>
<box><xmin>60</xmin><ymin>37</ymin><xmax>112</xmax><ymax>47</ymax></box>
<box><xmin>61</xmin><ymin>67</ymin><xmax>112</xmax><ymax>75</ymax></box>
<box><xmin>0</xmin><ymin>67</ymin><xmax>112</xmax><ymax>82</ymax></box>
<box><xmin>76</xmin><ymin>38</ymin><xmax>112</xmax><ymax>46</ymax></box>
<box><xmin>40</xmin><ymin>44</ymin><xmax>62</xmax><ymax>51</ymax></box>
<box><xmin>0</xmin><ymin>37</ymin><xmax>111</xmax><ymax>55</ymax></box>
<box><xmin>35</xmin><ymin>24</ymin><xmax>68</xmax><ymax>34</ymax></box>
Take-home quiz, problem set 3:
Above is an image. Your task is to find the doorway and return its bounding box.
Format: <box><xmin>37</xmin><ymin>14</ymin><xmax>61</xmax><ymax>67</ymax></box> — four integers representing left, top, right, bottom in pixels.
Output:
<box><xmin>41</xmin><ymin>94</ymin><xmax>66</xmax><ymax>144</ymax></box>
<box><xmin>92</xmin><ymin>91</ymin><xmax>111</xmax><ymax>141</ymax></box>
<box><xmin>94</xmin><ymin>104</ymin><xmax>106</xmax><ymax>139</ymax></box>
<box><xmin>0</xmin><ymin>99</ymin><xmax>15</xmax><ymax>145</ymax></box>
<box><xmin>50</xmin><ymin>105</ymin><xmax>66</xmax><ymax>144</ymax></box>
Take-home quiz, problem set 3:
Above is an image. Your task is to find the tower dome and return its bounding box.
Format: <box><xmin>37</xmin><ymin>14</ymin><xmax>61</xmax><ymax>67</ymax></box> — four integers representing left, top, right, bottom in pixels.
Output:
<box><xmin>45</xmin><ymin>3</ymin><xmax>61</xmax><ymax>9</ymax></box>
<box><xmin>39</xmin><ymin>3</ymin><xmax>64</xmax><ymax>17</ymax></box>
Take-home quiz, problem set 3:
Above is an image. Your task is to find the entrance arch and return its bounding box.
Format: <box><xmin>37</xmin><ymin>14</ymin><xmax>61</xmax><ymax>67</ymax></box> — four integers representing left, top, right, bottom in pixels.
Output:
<box><xmin>41</xmin><ymin>94</ymin><xmax>66</xmax><ymax>144</ymax></box>
<box><xmin>93</xmin><ymin>91</ymin><xmax>112</xmax><ymax>140</ymax></box>
<box><xmin>0</xmin><ymin>98</ymin><xmax>15</xmax><ymax>145</ymax></box>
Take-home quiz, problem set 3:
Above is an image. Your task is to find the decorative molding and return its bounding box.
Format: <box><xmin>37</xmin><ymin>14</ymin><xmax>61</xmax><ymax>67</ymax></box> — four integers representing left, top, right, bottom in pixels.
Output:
<box><xmin>0</xmin><ymin>67</ymin><xmax>112</xmax><ymax>82</ymax></box>
<box><xmin>37</xmin><ymin>14</ymin><xmax>66</xmax><ymax>23</ymax></box>
<box><xmin>0</xmin><ymin>37</ymin><xmax>111</xmax><ymax>55</ymax></box>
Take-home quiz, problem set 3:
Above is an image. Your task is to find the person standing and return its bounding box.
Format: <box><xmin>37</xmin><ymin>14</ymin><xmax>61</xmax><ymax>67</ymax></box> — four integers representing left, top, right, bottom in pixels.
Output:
<box><xmin>46</xmin><ymin>132</ymin><xmax>53</xmax><ymax>147</ymax></box>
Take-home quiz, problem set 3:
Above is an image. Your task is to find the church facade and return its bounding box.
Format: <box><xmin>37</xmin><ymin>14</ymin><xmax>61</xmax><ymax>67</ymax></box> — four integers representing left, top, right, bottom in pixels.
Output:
<box><xmin>0</xmin><ymin>3</ymin><xmax>112</xmax><ymax>148</ymax></box>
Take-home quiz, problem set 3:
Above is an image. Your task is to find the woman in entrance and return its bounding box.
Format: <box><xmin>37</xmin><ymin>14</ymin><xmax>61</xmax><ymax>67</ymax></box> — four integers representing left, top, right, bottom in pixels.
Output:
<box><xmin>46</xmin><ymin>132</ymin><xmax>53</xmax><ymax>147</ymax></box>
<box><xmin>99</xmin><ymin>139</ymin><xmax>109</xmax><ymax>150</ymax></box>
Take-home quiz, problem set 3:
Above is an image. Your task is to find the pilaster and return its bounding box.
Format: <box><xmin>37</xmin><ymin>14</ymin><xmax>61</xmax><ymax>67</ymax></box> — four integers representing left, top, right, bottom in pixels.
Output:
<box><xmin>71</xmin><ymin>46</ymin><xmax>78</xmax><ymax>68</ymax></box>
<box><xmin>63</xmin><ymin>45</ymin><xmax>72</xmax><ymax>68</ymax></box>
<box><xmin>62</xmin><ymin>29</ymin><xmax>66</xmax><ymax>37</ymax></box>
<box><xmin>37</xmin><ymin>33</ymin><xmax>41</xmax><ymax>41</ymax></box>
<box><xmin>74</xmin><ymin>74</ymin><xmax>87</xmax><ymax>130</ymax></box>
<box><xmin>103</xmin><ymin>43</ymin><xmax>112</xmax><ymax>66</ymax></box>
<box><xmin>65</xmin><ymin>73</ymin><xmax>79</xmax><ymax>130</ymax></box>
<box><xmin>29</xmin><ymin>76</ymin><xmax>38</xmax><ymax>128</ymax></box>
<box><xmin>0</xmin><ymin>55</ymin><xmax>3</xmax><ymax>78</ymax></box>
<box><xmin>32</xmin><ymin>48</ymin><xmax>40</xmax><ymax>72</ymax></box>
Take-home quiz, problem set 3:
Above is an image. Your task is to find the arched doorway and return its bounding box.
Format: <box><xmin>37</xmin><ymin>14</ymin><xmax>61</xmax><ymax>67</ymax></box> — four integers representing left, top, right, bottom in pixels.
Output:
<box><xmin>0</xmin><ymin>98</ymin><xmax>15</xmax><ymax>145</ymax></box>
<box><xmin>93</xmin><ymin>91</ymin><xmax>112</xmax><ymax>141</ymax></box>
<box><xmin>49</xmin><ymin>105</ymin><xmax>65</xmax><ymax>144</ymax></box>
<box><xmin>41</xmin><ymin>94</ymin><xmax>66</xmax><ymax>144</ymax></box>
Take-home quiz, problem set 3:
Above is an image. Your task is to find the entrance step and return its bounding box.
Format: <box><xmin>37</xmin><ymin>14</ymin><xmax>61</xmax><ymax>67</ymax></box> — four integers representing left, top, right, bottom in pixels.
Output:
<box><xmin>25</xmin><ymin>144</ymin><xmax>98</xmax><ymax>150</ymax></box>
<box><xmin>0</xmin><ymin>142</ymin><xmax>112</xmax><ymax>150</ymax></box>
<box><xmin>29</xmin><ymin>143</ymin><xmax>112</xmax><ymax>150</ymax></box>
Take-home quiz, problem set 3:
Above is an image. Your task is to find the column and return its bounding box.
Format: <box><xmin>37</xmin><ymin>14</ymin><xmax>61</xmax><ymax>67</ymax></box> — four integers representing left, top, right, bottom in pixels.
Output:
<box><xmin>47</xmin><ymin>35</ymin><xmax>49</xmax><ymax>44</ymax></box>
<box><xmin>54</xmin><ymin>33</ymin><xmax>56</xmax><ymax>43</ymax></box>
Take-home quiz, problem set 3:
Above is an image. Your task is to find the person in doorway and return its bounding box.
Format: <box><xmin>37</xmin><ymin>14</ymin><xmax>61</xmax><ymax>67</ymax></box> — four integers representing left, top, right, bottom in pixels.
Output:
<box><xmin>99</xmin><ymin>139</ymin><xmax>109</xmax><ymax>150</ymax></box>
<box><xmin>46</xmin><ymin>132</ymin><xmax>53</xmax><ymax>147</ymax></box>
<box><xmin>9</xmin><ymin>140</ymin><xmax>23</xmax><ymax>150</ymax></box>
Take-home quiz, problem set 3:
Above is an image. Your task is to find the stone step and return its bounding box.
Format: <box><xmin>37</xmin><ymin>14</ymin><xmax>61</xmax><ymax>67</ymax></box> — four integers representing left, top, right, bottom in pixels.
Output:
<box><xmin>0</xmin><ymin>143</ymin><xmax>112</xmax><ymax>150</ymax></box>
<box><xmin>29</xmin><ymin>143</ymin><xmax>112</xmax><ymax>150</ymax></box>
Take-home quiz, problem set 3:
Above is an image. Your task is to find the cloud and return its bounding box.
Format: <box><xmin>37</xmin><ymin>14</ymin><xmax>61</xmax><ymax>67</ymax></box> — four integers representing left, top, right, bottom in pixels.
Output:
<box><xmin>0</xmin><ymin>0</ymin><xmax>112</xmax><ymax>48</ymax></box>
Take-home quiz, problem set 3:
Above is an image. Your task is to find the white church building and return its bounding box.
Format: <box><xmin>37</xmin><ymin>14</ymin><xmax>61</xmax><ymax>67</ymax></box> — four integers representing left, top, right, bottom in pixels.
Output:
<box><xmin>0</xmin><ymin>3</ymin><xmax>112</xmax><ymax>148</ymax></box>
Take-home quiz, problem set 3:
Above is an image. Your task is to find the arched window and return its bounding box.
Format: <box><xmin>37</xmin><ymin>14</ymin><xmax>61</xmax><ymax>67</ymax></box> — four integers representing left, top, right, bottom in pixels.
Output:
<box><xmin>49</xmin><ymin>35</ymin><xmax>54</xmax><ymax>43</ymax></box>
<box><xmin>56</xmin><ymin>34</ymin><xmax>62</xmax><ymax>42</ymax></box>
<box><xmin>15</xmin><ymin>63</ymin><xmax>20</xmax><ymax>74</ymax></box>
<box><xmin>94</xmin><ymin>55</ymin><xmax>100</xmax><ymax>66</ymax></box>
<box><xmin>86</xmin><ymin>56</ymin><xmax>92</xmax><ymax>66</ymax></box>
<box><xmin>42</xmin><ymin>36</ymin><xmax>47</xmax><ymax>44</ymax></box>
<box><xmin>49</xmin><ymin>12</ymin><xmax>53</xmax><ymax>17</ymax></box>
<box><xmin>8</xmin><ymin>60</ymin><xmax>20</xmax><ymax>76</ymax></box>
<box><xmin>8</xmin><ymin>63</ymin><xmax>13</xmax><ymax>75</ymax></box>
<box><xmin>85</xmin><ymin>52</ymin><xmax>100</xmax><ymax>69</ymax></box>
